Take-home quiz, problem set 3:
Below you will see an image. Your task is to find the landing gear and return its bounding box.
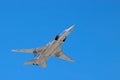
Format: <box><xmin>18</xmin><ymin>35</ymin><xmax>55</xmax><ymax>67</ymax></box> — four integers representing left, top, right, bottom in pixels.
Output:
<box><xmin>33</xmin><ymin>50</ymin><xmax>37</xmax><ymax>53</ymax></box>
<box><xmin>36</xmin><ymin>64</ymin><xmax>39</xmax><ymax>66</ymax></box>
<box><xmin>33</xmin><ymin>63</ymin><xmax>39</xmax><ymax>66</ymax></box>
<box><xmin>33</xmin><ymin>63</ymin><xmax>35</xmax><ymax>65</ymax></box>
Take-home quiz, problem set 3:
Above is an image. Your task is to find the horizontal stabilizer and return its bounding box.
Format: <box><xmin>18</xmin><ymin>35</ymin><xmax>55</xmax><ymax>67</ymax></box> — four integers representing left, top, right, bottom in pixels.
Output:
<box><xmin>24</xmin><ymin>60</ymin><xmax>36</xmax><ymax>64</ymax></box>
<box><xmin>24</xmin><ymin>59</ymin><xmax>47</xmax><ymax>68</ymax></box>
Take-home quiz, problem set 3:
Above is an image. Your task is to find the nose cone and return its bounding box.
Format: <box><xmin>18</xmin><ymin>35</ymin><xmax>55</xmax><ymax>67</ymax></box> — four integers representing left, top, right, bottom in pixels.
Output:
<box><xmin>60</xmin><ymin>25</ymin><xmax>75</xmax><ymax>37</ymax></box>
<box><xmin>65</xmin><ymin>25</ymin><xmax>75</xmax><ymax>32</ymax></box>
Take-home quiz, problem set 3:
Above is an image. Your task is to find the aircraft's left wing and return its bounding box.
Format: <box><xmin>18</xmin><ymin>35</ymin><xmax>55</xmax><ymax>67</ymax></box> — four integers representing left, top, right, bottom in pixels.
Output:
<box><xmin>12</xmin><ymin>46</ymin><xmax>48</xmax><ymax>54</ymax></box>
<box><xmin>54</xmin><ymin>48</ymin><xmax>74</xmax><ymax>62</ymax></box>
<box><xmin>12</xmin><ymin>48</ymin><xmax>35</xmax><ymax>53</ymax></box>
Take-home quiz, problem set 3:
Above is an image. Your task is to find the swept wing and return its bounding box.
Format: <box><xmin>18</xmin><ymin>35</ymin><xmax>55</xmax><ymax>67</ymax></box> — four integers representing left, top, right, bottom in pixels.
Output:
<box><xmin>54</xmin><ymin>48</ymin><xmax>74</xmax><ymax>62</ymax></box>
<box><xmin>12</xmin><ymin>46</ymin><xmax>47</xmax><ymax>54</ymax></box>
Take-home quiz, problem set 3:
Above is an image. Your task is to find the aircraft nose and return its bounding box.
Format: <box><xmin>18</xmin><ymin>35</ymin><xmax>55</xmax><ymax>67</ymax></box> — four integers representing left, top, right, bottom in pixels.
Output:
<box><xmin>66</xmin><ymin>25</ymin><xmax>75</xmax><ymax>32</ymax></box>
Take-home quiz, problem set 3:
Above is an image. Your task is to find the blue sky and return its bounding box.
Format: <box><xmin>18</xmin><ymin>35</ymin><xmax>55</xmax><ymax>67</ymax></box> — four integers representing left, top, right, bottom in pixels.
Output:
<box><xmin>0</xmin><ymin>0</ymin><xmax>120</xmax><ymax>80</ymax></box>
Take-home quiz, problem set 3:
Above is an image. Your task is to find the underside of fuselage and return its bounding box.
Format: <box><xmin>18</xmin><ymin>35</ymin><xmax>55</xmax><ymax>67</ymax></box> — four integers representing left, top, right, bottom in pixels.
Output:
<box><xmin>12</xmin><ymin>25</ymin><xmax>75</xmax><ymax>68</ymax></box>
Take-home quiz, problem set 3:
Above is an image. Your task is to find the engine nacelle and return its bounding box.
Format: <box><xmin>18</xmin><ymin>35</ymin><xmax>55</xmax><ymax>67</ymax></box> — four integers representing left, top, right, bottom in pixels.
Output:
<box><xmin>55</xmin><ymin>35</ymin><xmax>59</xmax><ymax>40</ymax></box>
<box><xmin>63</xmin><ymin>37</ymin><xmax>67</xmax><ymax>42</ymax></box>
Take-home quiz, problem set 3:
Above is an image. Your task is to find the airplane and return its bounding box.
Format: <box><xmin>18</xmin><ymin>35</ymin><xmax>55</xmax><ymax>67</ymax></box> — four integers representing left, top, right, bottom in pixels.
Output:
<box><xmin>12</xmin><ymin>25</ymin><xmax>75</xmax><ymax>68</ymax></box>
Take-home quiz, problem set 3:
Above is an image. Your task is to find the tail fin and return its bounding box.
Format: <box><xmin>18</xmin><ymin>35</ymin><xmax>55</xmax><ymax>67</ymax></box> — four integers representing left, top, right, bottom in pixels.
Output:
<box><xmin>24</xmin><ymin>59</ymin><xmax>47</xmax><ymax>68</ymax></box>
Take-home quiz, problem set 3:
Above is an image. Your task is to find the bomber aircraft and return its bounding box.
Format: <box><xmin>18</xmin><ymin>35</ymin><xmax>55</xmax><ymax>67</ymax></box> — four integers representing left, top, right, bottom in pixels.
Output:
<box><xmin>12</xmin><ymin>25</ymin><xmax>75</xmax><ymax>68</ymax></box>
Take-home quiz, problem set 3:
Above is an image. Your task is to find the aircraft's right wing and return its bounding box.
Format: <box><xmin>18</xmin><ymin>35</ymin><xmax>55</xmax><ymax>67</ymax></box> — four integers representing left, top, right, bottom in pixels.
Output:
<box><xmin>54</xmin><ymin>48</ymin><xmax>74</xmax><ymax>62</ymax></box>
